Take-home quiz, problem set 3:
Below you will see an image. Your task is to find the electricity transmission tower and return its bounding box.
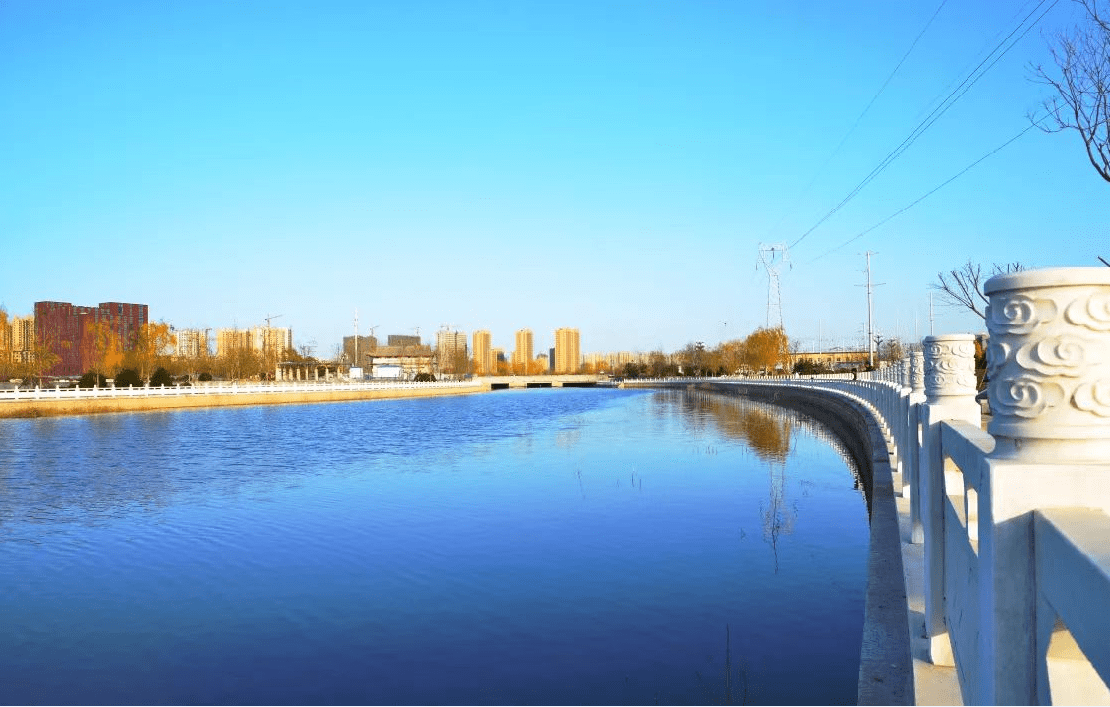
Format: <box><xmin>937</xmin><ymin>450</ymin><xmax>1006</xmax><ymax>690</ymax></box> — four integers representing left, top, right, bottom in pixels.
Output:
<box><xmin>758</xmin><ymin>243</ymin><xmax>789</xmax><ymax>330</ymax></box>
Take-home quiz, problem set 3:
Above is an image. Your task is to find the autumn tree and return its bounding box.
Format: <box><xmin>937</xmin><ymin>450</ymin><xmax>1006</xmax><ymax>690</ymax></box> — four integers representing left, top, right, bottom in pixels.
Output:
<box><xmin>931</xmin><ymin>260</ymin><xmax>1025</xmax><ymax>318</ymax></box>
<box><xmin>216</xmin><ymin>346</ymin><xmax>264</xmax><ymax>381</ymax></box>
<box><xmin>0</xmin><ymin>307</ymin><xmax>11</xmax><ymax>380</ymax></box>
<box><xmin>716</xmin><ymin>339</ymin><xmax>747</xmax><ymax>375</ymax></box>
<box><xmin>82</xmin><ymin>320</ymin><xmax>125</xmax><ymax>380</ymax></box>
<box><xmin>18</xmin><ymin>334</ymin><xmax>60</xmax><ymax>385</ymax></box>
<box><xmin>646</xmin><ymin>351</ymin><xmax>673</xmax><ymax>378</ymax></box>
<box><xmin>677</xmin><ymin>341</ymin><xmax>709</xmax><ymax>376</ymax></box>
<box><xmin>128</xmin><ymin>322</ymin><xmax>177</xmax><ymax>383</ymax></box>
<box><xmin>449</xmin><ymin>348</ymin><xmax>472</xmax><ymax>378</ymax></box>
<box><xmin>1031</xmin><ymin>0</ymin><xmax>1110</xmax><ymax>182</ymax></box>
<box><xmin>742</xmin><ymin>327</ymin><xmax>790</xmax><ymax>373</ymax></box>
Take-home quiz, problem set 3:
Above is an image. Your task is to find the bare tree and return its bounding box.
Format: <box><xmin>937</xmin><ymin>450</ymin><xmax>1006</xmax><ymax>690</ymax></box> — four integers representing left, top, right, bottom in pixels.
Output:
<box><xmin>1031</xmin><ymin>0</ymin><xmax>1110</xmax><ymax>182</ymax></box>
<box><xmin>932</xmin><ymin>261</ymin><xmax>1025</xmax><ymax>318</ymax></box>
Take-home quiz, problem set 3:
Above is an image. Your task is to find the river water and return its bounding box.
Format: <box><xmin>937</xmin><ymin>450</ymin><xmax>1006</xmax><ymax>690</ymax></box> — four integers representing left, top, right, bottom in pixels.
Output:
<box><xmin>0</xmin><ymin>386</ymin><xmax>869</xmax><ymax>705</ymax></box>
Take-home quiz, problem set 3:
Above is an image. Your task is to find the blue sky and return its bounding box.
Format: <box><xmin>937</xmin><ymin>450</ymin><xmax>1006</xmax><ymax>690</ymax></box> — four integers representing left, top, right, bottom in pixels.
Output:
<box><xmin>2</xmin><ymin>0</ymin><xmax>1107</xmax><ymax>357</ymax></box>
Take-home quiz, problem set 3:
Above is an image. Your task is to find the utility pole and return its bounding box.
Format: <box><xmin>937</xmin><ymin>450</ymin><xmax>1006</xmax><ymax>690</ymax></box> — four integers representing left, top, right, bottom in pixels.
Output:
<box><xmin>354</xmin><ymin>309</ymin><xmax>358</xmax><ymax>367</ymax></box>
<box><xmin>859</xmin><ymin>252</ymin><xmax>883</xmax><ymax>368</ymax></box>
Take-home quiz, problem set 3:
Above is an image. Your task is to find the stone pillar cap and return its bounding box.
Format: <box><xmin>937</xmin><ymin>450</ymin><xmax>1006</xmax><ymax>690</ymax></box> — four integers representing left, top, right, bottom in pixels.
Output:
<box><xmin>985</xmin><ymin>267</ymin><xmax>1110</xmax><ymax>294</ymax></box>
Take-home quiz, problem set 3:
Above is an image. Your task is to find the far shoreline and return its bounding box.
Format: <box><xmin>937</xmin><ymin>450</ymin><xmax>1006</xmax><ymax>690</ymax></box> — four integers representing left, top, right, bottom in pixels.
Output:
<box><xmin>0</xmin><ymin>383</ymin><xmax>490</xmax><ymax>419</ymax></box>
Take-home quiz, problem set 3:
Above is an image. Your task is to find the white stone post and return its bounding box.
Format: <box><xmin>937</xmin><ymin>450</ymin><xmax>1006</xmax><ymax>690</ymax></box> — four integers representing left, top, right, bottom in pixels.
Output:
<box><xmin>976</xmin><ymin>268</ymin><xmax>1110</xmax><ymax>704</ymax></box>
<box><xmin>920</xmin><ymin>333</ymin><xmax>979</xmax><ymax>666</ymax></box>
<box><xmin>895</xmin><ymin>357</ymin><xmax>912</xmax><ymax>498</ymax></box>
<box><xmin>909</xmin><ymin>350</ymin><xmax>926</xmax><ymax>543</ymax></box>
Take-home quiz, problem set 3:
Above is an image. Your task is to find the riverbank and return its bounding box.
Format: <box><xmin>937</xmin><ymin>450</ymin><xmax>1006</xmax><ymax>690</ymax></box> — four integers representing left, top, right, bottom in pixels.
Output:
<box><xmin>0</xmin><ymin>383</ymin><xmax>488</xmax><ymax>419</ymax></box>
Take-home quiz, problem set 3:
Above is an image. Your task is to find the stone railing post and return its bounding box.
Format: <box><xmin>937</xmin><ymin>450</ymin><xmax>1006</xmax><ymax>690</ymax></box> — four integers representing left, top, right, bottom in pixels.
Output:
<box><xmin>920</xmin><ymin>333</ymin><xmax>980</xmax><ymax>666</ymax></box>
<box><xmin>976</xmin><ymin>268</ymin><xmax>1110</xmax><ymax>704</ymax></box>
<box><xmin>893</xmin><ymin>357</ymin><xmax>912</xmax><ymax>499</ymax></box>
<box><xmin>908</xmin><ymin>350</ymin><xmax>927</xmax><ymax>543</ymax></box>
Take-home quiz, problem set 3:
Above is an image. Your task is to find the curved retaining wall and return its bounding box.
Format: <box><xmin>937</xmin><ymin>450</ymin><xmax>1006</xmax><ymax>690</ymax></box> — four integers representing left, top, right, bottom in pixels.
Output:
<box><xmin>658</xmin><ymin>381</ymin><xmax>913</xmax><ymax>705</ymax></box>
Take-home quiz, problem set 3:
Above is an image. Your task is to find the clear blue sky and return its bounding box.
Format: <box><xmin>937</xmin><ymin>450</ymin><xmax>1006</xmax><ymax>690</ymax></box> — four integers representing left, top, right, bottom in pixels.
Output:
<box><xmin>2</xmin><ymin>0</ymin><xmax>1107</xmax><ymax>356</ymax></box>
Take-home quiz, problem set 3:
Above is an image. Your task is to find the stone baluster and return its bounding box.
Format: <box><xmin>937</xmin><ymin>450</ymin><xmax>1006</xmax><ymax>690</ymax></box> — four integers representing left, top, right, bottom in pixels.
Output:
<box><xmin>920</xmin><ymin>333</ymin><xmax>979</xmax><ymax>667</ymax></box>
<box><xmin>976</xmin><ymin>267</ymin><xmax>1110</xmax><ymax>704</ymax></box>
<box><xmin>893</xmin><ymin>357</ymin><xmax>912</xmax><ymax>499</ymax></box>
<box><xmin>908</xmin><ymin>350</ymin><xmax>926</xmax><ymax>542</ymax></box>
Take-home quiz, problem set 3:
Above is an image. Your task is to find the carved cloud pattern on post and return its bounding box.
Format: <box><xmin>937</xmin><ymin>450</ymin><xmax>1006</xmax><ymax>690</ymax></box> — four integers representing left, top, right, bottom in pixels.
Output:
<box><xmin>985</xmin><ymin>274</ymin><xmax>1110</xmax><ymax>439</ymax></box>
<box><xmin>924</xmin><ymin>336</ymin><xmax>976</xmax><ymax>401</ymax></box>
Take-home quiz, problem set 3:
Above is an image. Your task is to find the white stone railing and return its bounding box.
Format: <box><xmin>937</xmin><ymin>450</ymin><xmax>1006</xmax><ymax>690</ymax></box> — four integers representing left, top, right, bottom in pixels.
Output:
<box><xmin>684</xmin><ymin>268</ymin><xmax>1110</xmax><ymax>705</ymax></box>
<box><xmin>0</xmin><ymin>378</ymin><xmax>480</xmax><ymax>402</ymax></box>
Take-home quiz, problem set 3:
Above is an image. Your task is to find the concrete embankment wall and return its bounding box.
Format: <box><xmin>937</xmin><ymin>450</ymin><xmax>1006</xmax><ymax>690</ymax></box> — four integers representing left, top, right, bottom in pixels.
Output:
<box><xmin>0</xmin><ymin>384</ymin><xmax>488</xmax><ymax>419</ymax></box>
<box><xmin>652</xmin><ymin>381</ymin><xmax>913</xmax><ymax>705</ymax></box>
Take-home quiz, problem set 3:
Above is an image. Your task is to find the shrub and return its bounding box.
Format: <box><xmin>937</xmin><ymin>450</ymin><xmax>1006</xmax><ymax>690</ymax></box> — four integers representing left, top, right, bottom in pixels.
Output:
<box><xmin>150</xmin><ymin>367</ymin><xmax>173</xmax><ymax>387</ymax></box>
<box><xmin>78</xmin><ymin>371</ymin><xmax>108</xmax><ymax>389</ymax></box>
<box><xmin>115</xmin><ymin>368</ymin><xmax>143</xmax><ymax>387</ymax></box>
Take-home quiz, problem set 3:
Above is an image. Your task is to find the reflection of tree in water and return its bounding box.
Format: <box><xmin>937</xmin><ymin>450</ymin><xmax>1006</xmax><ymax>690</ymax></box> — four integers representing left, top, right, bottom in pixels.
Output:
<box><xmin>654</xmin><ymin>387</ymin><xmax>868</xmax><ymax>571</ymax></box>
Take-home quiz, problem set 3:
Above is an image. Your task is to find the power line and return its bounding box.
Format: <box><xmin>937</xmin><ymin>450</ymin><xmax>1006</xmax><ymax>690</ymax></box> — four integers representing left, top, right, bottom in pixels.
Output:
<box><xmin>766</xmin><ymin>0</ymin><xmax>949</xmax><ymax>236</ymax></box>
<box><xmin>807</xmin><ymin>120</ymin><xmax>1042</xmax><ymax>263</ymax></box>
<box><xmin>788</xmin><ymin>0</ymin><xmax>1059</xmax><ymax>251</ymax></box>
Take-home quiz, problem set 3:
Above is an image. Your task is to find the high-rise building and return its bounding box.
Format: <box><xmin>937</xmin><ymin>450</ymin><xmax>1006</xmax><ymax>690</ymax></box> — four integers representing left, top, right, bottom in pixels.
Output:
<box><xmin>215</xmin><ymin>327</ymin><xmax>291</xmax><ymax>358</ymax></box>
<box><xmin>472</xmin><ymin>330</ymin><xmax>492</xmax><ymax>376</ymax></box>
<box><xmin>554</xmin><ymin>327</ymin><xmax>581</xmax><ymax>374</ymax></box>
<box><xmin>34</xmin><ymin>301</ymin><xmax>148</xmax><ymax>377</ymax></box>
<box><xmin>513</xmin><ymin>329</ymin><xmax>533</xmax><ymax>371</ymax></box>
<box><xmin>175</xmin><ymin>329</ymin><xmax>209</xmax><ymax>358</ymax></box>
<box><xmin>0</xmin><ymin>319</ymin><xmax>10</xmax><ymax>359</ymax></box>
<box><xmin>249</xmin><ymin>326</ymin><xmax>292</xmax><ymax>356</ymax></box>
<box><xmin>436</xmin><ymin>329</ymin><xmax>468</xmax><ymax>374</ymax></box>
<box><xmin>10</xmin><ymin>315</ymin><xmax>34</xmax><ymax>364</ymax></box>
<box><xmin>215</xmin><ymin>328</ymin><xmax>249</xmax><ymax>357</ymax></box>
<box><xmin>388</xmin><ymin>334</ymin><xmax>421</xmax><ymax>348</ymax></box>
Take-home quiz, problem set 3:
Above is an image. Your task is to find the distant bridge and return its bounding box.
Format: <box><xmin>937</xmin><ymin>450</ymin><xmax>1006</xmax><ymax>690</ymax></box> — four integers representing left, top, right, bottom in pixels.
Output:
<box><xmin>482</xmin><ymin>374</ymin><xmax>607</xmax><ymax>390</ymax></box>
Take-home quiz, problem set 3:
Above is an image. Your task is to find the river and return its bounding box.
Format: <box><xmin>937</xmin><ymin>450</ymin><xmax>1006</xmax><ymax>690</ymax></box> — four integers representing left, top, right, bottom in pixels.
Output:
<box><xmin>0</xmin><ymin>386</ymin><xmax>869</xmax><ymax>705</ymax></box>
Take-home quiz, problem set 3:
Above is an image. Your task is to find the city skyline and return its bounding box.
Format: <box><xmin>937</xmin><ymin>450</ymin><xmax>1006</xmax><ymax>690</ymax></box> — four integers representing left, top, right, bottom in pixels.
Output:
<box><xmin>2</xmin><ymin>2</ymin><xmax>1106</xmax><ymax>354</ymax></box>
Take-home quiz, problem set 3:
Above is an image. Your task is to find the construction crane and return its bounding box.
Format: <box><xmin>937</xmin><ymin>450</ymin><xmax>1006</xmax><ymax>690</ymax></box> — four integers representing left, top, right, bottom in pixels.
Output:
<box><xmin>261</xmin><ymin>314</ymin><xmax>284</xmax><ymax>365</ymax></box>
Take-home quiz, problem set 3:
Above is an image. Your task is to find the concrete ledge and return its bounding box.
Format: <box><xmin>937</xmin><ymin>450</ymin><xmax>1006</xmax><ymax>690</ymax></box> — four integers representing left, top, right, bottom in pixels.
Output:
<box><xmin>0</xmin><ymin>384</ymin><xmax>487</xmax><ymax>418</ymax></box>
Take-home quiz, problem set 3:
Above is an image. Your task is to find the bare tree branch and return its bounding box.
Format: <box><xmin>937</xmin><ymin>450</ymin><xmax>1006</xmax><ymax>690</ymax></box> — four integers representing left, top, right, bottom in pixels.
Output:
<box><xmin>1030</xmin><ymin>0</ymin><xmax>1110</xmax><ymax>182</ymax></box>
<box><xmin>931</xmin><ymin>261</ymin><xmax>1025</xmax><ymax>319</ymax></box>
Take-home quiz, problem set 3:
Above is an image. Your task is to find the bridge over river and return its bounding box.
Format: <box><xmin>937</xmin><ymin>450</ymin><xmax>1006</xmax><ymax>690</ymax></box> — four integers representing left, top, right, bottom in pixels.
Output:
<box><xmin>628</xmin><ymin>267</ymin><xmax>1110</xmax><ymax>706</ymax></box>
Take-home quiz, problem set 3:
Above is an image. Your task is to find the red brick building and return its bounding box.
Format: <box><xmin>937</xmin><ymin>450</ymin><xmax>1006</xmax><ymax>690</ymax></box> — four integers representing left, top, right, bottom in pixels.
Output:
<box><xmin>34</xmin><ymin>301</ymin><xmax>148</xmax><ymax>377</ymax></box>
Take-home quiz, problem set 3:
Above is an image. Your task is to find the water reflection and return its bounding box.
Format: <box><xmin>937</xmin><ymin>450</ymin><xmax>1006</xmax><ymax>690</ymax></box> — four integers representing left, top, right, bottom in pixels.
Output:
<box><xmin>652</xmin><ymin>387</ymin><xmax>863</xmax><ymax>480</ymax></box>
<box><xmin>652</xmin><ymin>387</ymin><xmax>866</xmax><ymax>570</ymax></box>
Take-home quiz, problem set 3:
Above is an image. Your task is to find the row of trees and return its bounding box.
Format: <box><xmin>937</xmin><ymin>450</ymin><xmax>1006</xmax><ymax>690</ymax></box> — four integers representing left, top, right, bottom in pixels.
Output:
<box><xmin>79</xmin><ymin>320</ymin><xmax>177</xmax><ymax>383</ymax></box>
<box><xmin>615</xmin><ymin>327</ymin><xmax>912</xmax><ymax>380</ymax></box>
<box><xmin>0</xmin><ymin>310</ymin><xmax>301</xmax><ymax>385</ymax></box>
<box><xmin>619</xmin><ymin>327</ymin><xmax>793</xmax><ymax>379</ymax></box>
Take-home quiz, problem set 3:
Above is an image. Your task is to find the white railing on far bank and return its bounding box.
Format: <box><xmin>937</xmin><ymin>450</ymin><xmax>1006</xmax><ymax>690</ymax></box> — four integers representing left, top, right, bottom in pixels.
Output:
<box><xmin>0</xmin><ymin>378</ymin><xmax>479</xmax><ymax>402</ymax></box>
